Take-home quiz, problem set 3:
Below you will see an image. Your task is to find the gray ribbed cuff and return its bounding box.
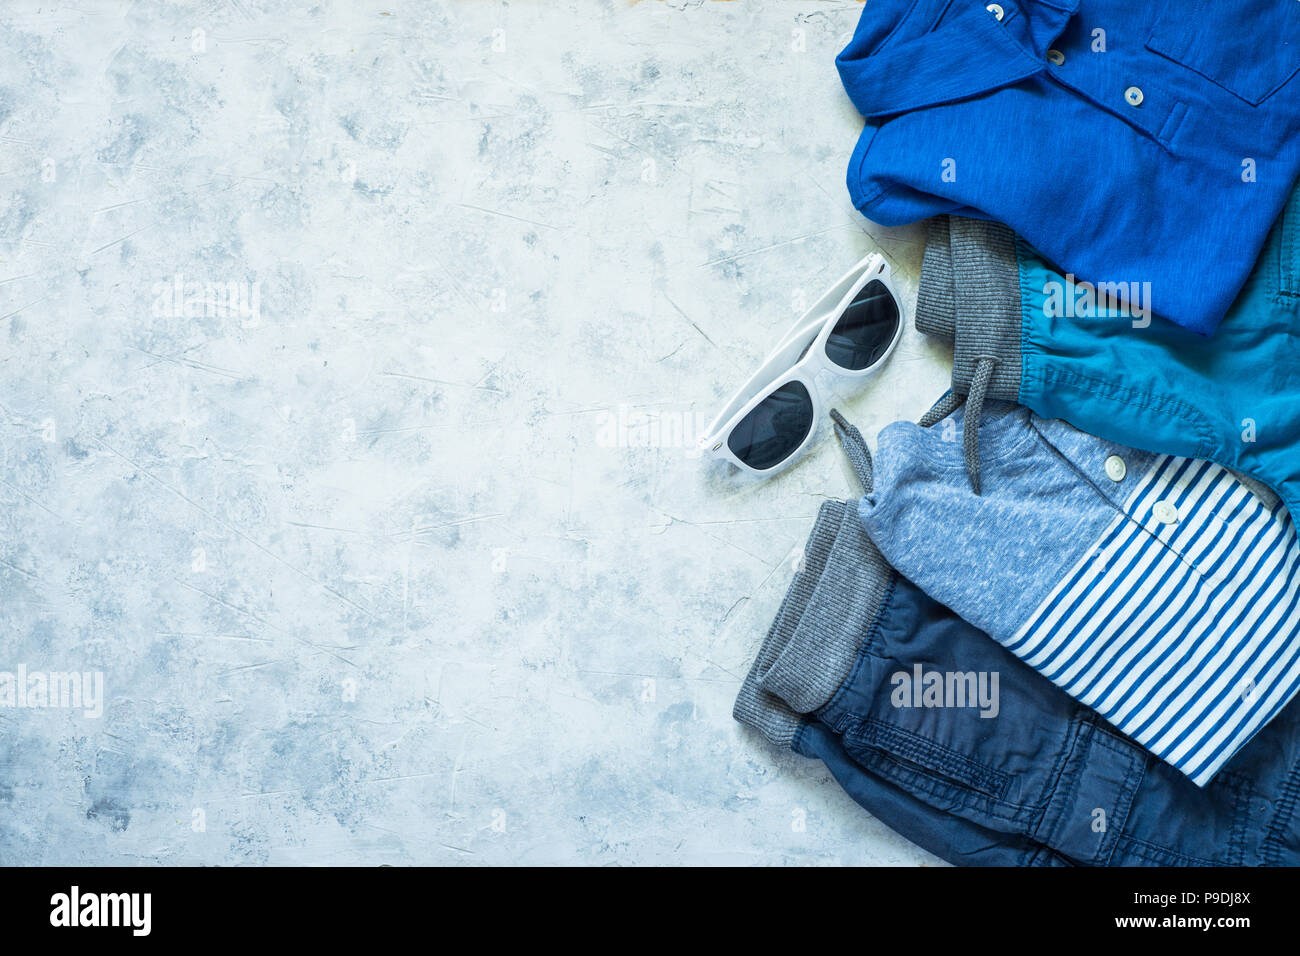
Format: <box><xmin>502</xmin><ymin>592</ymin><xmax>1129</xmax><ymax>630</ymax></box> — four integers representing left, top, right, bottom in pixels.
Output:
<box><xmin>914</xmin><ymin>216</ymin><xmax>955</xmax><ymax>342</ymax></box>
<box><xmin>732</xmin><ymin>499</ymin><xmax>894</xmax><ymax>750</ymax></box>
<box><xmin>916</xmin><ymin>216</ymin><xmax>1024</xmax><ymax>404</ymax></box>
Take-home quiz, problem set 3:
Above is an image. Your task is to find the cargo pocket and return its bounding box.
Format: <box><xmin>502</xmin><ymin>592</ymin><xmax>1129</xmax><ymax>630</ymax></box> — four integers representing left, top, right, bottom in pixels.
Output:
<box><xmin>842</xmin><ymin>717</ymin><xmax>1011</xmax><ymax>802</ymax></box>
<box><xmin>1146</xmin><ymin>0</ymin><xmax>1300</xmax><ymax>105</ymax></box>
<box><xmin>1036</xmin><ymin>721</ymin><xmax>1145</xmax><ymax>865</ymax></box>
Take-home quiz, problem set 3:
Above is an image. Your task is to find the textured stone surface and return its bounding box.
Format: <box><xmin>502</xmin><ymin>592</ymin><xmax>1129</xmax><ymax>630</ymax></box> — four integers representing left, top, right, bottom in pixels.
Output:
<box><xmin>0</xmin><ymin>0</ymin><xmax>950</xmax><ymax>864</ymax></box>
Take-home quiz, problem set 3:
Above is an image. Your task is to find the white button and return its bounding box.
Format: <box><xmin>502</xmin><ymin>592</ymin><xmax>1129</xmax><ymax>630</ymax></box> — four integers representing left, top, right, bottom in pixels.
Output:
<box><xmin>986</xmin><ymin>3</ymin><xmax>1004</xmax><ymax>20</ymax></box>
<box><xmin>1104</xmin><ymin>455</ymin><xmax>1126</xmax><ymax>482</ymax></box>
<box><xmin>1125</xmin><ymin>86</ymin><xmax>1144</xmax><ymax>107</ymax></box>
<box><xmin>1153</xmin><ymin>500</ymin><xmax>1179</xmax><ymax>524</ymax></box>
<box><xmin>1047</xmin><ymin>49</ymin><xmax>1065</xmax><ymax>65</ymax></box>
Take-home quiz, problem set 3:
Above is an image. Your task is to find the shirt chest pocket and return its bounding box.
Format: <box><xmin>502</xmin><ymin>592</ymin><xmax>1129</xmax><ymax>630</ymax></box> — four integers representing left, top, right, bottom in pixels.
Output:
<box><xmin>1128</xmin><ymin>480</ymin><xmax>1291</xmax><ymax>590</ymax></box>
<box><xmin>1146</xmin><ymin>0</ymin><xmax>1300</xmax><ymax>106</ymax></box>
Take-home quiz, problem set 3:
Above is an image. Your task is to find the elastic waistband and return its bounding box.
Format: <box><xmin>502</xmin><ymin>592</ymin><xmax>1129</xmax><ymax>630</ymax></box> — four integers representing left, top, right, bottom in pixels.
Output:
<box><xmin>733</xmin><ymin>500</ymin><xmax>895</xmax><ymax>749</ymax></box>
<box><xmin>914</xmin><ymin>215</ymin><xmax>1024</xmax><ymax>404</ymax></box>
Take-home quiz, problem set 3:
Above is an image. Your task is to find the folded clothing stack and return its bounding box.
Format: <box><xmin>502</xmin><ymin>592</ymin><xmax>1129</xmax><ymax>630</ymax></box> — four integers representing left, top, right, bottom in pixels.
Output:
<box><xmin>735</xmin><ymin>498</ymin><xmax>1300</xmax><ymax>866</ymax></box>
<box><xmin>730</xmin><ymin>0</ymin><xmax>1300</xmax><ymax>865</ymax></box>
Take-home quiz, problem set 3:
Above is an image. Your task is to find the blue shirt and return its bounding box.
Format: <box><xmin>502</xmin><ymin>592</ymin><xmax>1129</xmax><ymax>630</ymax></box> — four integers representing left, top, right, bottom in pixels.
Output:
<box><xmin>837</xmin><ymin>0</ymin><xmax>1300</xmax><ymax>335</ymax></box>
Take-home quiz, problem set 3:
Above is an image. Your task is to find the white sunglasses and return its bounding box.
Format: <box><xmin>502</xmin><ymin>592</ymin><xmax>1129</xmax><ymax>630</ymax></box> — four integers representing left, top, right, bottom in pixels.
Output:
<box><xmin>697</xmin><ymin>253</ymin><xmax>904</xmax><ymax>475</ymax></box>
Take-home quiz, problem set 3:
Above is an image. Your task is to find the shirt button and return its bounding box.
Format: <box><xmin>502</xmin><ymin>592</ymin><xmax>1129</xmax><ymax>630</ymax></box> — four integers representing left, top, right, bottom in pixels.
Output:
<box><xmin>1104</xmin><ymin>455</ymin><xmax>1126</xmax><ymax>482</ymax></box>
<box><xmin>986</xmin><ymin>3</ymin><xmax>1004</xmax><ymax>20</ymax></box>
<box><xmin>1047</xmin><ymin>49</ymin><xmax>1065</xmax><ymax>65</ymax></box>
<box><xmin>1153</xmin><ymin>500</ymin><xmax>1179</xmax><ymax>524</ymax></box>
<box><xmin>1125</xmin><ymin>86</ymin><xmax>1144</xmax><ymax>107</ymax></box>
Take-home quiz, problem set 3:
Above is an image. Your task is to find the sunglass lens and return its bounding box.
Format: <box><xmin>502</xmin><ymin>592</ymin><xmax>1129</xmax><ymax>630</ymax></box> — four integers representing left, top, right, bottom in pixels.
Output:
<box><xmin>727</xmin><ymin>380</ymin><xmax>815</xmax><ymax>471</ymax></box>
<box><xmin>825</xmin><ymin>279</ymin><xmax>900</xmax><ymax>370</ymax></box>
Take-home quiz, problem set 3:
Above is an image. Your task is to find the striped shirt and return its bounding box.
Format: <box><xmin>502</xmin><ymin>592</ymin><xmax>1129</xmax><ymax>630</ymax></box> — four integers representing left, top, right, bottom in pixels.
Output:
<box><xmin>1007</xmin><ymin>455</ymin><xmax>1300</xmax><ymax>786</ymax></box>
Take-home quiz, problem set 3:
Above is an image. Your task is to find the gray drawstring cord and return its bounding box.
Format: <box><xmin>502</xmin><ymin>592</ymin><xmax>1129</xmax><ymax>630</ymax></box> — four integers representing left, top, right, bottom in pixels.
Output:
<box><xmin>915</xmin><ymin>359</ymin><xmax>999</xmax><ymax>496</ymax></box>
<box><xmin>962</xmin><ymin>355</ymin><xmax>999</xmax><ymax>496</ymax></box>
<box><xmin>829</xmin><ymin>408</ymin><xmax>873</xmax><ymax>493</ymax></box>
<box><xmin>918</xmin><ymin>390</ymin><xmax>963</xmax><ymax>428</ymax></box>
<box><xmin>832</xmin><ymin>351</ymin><xmax>998</xmax><ymax>499</ymax></box>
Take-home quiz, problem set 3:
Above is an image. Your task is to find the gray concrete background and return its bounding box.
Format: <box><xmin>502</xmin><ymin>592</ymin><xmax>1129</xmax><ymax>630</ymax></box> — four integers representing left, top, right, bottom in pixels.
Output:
<box><xmin>0</xmin><ymin>0</ymin><xmax>952</xmax><ymax>864</ymax></box>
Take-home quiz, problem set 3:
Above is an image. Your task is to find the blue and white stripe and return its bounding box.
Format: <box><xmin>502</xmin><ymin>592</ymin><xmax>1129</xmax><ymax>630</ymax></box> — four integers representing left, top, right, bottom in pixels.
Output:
<box><xmin>1006</xmin><ymin>455</ymin><xmax>1300</xmax><ymax>786</ymax></box>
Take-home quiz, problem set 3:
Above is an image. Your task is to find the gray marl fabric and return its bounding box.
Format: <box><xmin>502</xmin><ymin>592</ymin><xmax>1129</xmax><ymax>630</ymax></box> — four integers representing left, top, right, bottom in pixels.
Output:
<box><xmin>915</xmin><ymin>216</ymin><xmax>1023</xmax><ymax>403</ymax></box>
<box><xmin>732</xmin><ymin>499</ymin><xmax>894</xmax><ymax>749</ymax></box>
